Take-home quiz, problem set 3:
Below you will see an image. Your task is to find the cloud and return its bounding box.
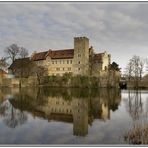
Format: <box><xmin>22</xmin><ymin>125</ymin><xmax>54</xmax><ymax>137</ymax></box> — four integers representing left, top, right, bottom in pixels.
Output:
<box><xmin>0</xmin><ymin>2</ymin><xmax>148</xmax><ymax>71</ymax></box>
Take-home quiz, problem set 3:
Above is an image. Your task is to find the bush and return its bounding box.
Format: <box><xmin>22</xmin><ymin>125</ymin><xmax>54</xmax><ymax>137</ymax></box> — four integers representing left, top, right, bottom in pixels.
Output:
<box><xmin>39</xmin><ymin>74</ymin><xmax>102</xmax><ymax>88</ymax></box>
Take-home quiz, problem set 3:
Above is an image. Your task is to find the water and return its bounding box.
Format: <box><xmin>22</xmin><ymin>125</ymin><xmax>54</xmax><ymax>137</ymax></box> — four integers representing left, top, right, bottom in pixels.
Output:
<box><xmin>0</xmin><ymin>87</ymin><xmax>148</xmax><ymax>145</ymax></box>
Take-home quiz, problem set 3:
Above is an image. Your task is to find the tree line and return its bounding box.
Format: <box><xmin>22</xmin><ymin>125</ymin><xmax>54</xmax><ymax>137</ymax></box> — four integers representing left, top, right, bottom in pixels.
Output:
<box><xmin>124</xmin><ymin>55</ymin><xmax>148</xmax><ymax>88</ymax></box>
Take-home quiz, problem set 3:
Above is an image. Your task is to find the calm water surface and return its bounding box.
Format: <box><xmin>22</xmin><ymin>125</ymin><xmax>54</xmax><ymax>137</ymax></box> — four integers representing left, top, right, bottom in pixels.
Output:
<box><xmin>0</xmin><ymin>87</ymin><xmax>148</xmax><ymax>145</ymax></box>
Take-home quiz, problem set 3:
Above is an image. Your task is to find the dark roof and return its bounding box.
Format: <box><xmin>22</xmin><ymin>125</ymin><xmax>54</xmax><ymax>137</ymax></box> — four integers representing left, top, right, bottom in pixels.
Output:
<box><xmin>31</xmin><ymin>51</ymin><xmax>48</xmax><ymax>61</ymax></box>
<box><xmin>8</xmin><ymin>57</ymin><xmax>31</xmax><ymax>70</ymax></box>
<box><xmin>93</xmin><ymin>53</ymin><xmax>104</xmax><ymax>62</ymax></box>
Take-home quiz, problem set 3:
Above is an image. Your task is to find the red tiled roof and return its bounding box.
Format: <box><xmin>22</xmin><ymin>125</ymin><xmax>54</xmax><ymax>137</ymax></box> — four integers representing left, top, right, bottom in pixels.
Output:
<box><xmin>31</xmin><ymin>51</ymin><xmax>48</xmax><ymax>61</ymax></box>
<box><xmin>32</xmin><ymin>49</ymin><xmax>74</xmax><ymax>61</ymax></box>
<box><xmin>31</xmin><ymin>49</ymin><xmax>106</xmax><ymax>62</ymax></box>
<box><xmin>50</xmin><ymin>49</ymin><xmax>74</xmax><ymax>59</ymax></box>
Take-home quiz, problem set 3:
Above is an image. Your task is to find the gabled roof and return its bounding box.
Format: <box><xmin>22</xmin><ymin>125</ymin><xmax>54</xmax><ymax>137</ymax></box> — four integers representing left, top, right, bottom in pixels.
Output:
<box><xmin>31</xmin><ymin>49</ymin><xmax>74</xmax><ymax>61</ymax></box>
<box><xmin>31</xmin><ymin>51</ymin><xmax>48</xmax><ymax>61</ymax></box>
<box><xmin>8</xmin><ymin>57</ymin><xmax>31</xmax><ymax>70</ymax></box>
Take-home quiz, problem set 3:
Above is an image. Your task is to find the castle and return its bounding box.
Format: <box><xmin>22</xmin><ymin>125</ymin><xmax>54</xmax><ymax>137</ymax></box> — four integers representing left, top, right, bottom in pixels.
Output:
<box><xmin>9</xmin><ymin>37</ymin><xmax>111</xmax><ymax>77</ymax></box>
<box><xmin>30</xmin><ymin>36</ymin><xmax>111</xmax><ymax>77</ymax></box>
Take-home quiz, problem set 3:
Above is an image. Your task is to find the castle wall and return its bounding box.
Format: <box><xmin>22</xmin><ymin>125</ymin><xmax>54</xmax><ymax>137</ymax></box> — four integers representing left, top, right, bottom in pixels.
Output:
<box><xmin>35</xmin><ymin>58</ymin><xmax>73</xmax><ymax>76</ymax></box>
<box><xmin>102</xmin><ymin>52</ymin><xmax>111</xmax><ymax>71</ymax></box>
<box><xmin>92</xmin><ymin>62</ymin><xmax>102</xmax><ymax>77</ymax></box>
<box><xmin>48</xmin><ymin>59</ymin><xmax>73</xmax><ymax>76</ymax></box>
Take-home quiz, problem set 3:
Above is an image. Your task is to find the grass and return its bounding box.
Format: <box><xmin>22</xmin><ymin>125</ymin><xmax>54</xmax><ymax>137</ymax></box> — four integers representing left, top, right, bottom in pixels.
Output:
<box><xmin>124</xmin><ymin>123</ymin><xmax>148</xmax><ymax>144</ymax></box>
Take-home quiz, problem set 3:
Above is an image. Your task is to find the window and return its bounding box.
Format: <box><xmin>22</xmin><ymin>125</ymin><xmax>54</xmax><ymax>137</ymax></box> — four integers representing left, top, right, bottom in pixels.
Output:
<box><xmin>70</xmin><ymin>60</ymin><xmax>72</xmax><ymax>64</ymax></box>
<box><xmin>78</xmin><ymin>68</ymin><xmax>80</xmax><ymax>71</ymax></box>
<box><xmin>67</xmin><ymin>60</ymin><xmax>69</xmax><ymax>64</ymax></box>
<box><xmin>78</xmin><ymin>54</ymin><xmax>81</xmax><ymax>57</ymax></box>
<box><xmin>63</xmin><ymin>68</ymin><xmax>64</xmax><ymax>71</ymax></box>
<box><xmin>68</xmin><ymin>67</ymin><xmax>71</xmax><ymax>71</ymax></box>
<box><xmin>78</xmin><ymin>61</ymin><xmax>80</xmax><ymax>64</ymax></box>
<box><xmin>105</xmin><ymin>66</ymin><xmax>107</xmax><ymax>70</ymax></box>
<box><xmin>52</xmin><ymin>61</ymin><xmax>54</xmax><ymax>64</ymax></box>
<box><xmin>56</xmin><ymin>68</ymin><xmax>60</xmax><ymax>71</ymax></box>
<box><xmin>63</xmin><ymin>60</ymin><xmax>64</xmax><ymax>64</ymax></box>
<box><xmin>55</xmin><ymin>61</ymin><xmax>57</xmax><ymax>64</ymax></box>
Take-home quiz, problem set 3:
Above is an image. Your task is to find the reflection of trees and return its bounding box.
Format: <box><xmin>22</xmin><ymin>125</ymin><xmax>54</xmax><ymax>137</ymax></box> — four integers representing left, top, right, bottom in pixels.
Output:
<box><xmin>124</xmin><ymin>91</ymin><xmax>148</xmax><ymax>144</ymax></box>
<box><xmin>89</xmin><ymin>88</ymin><xmax>121</xmax><ymax>121</ymax></box>
<box><xmin>127</xmin><ymin>90</ymin><xmax>143</xmax><ymax>120</ymax></box>
<box><xmin>0</xmin><ymin>100</ymin><xmax>27</xmax><ymax>128</ymax></box>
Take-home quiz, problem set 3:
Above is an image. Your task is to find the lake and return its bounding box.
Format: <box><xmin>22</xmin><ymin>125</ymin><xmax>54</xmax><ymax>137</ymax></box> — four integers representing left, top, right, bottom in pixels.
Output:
<box><xmin>0</xmin><ymin>87</ymin><xmax>148</xmax><ymax>145</ymax></box>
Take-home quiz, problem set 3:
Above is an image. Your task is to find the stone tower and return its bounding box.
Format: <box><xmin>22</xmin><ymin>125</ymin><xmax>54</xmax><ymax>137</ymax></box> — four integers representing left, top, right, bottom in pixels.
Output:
<box><xmin>72</xmin><ymin>37</ymin><xmax>90</xmax><ymax>76</ymax></box>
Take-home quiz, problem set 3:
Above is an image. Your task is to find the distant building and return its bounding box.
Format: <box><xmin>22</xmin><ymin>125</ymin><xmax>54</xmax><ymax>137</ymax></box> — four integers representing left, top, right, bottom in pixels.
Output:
<box><xmin>8</xmin><ymin>58</ymin><xmax>31</xmax><ymax>78</ymax></box>
<box><xmin>9</xmin><ymin>37</ymin><xmax>111</xmax><ymax>77</ymax></box>
<box><xmin>0</xmin><ymin>69</ymin><xmax>7</xmax><ymax>78</ymax></box>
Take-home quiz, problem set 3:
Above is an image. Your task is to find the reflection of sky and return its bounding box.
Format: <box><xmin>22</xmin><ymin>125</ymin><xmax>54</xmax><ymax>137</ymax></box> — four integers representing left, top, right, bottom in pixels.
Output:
<box><xmin>0</xmin><ymin>90</ymin><xmax>147</xmax><ymax>144</ymax></box>
<box><xmin>0</xmin><ymin>106</ymin><xmax>132</xmax><ymax>144</ymax></box>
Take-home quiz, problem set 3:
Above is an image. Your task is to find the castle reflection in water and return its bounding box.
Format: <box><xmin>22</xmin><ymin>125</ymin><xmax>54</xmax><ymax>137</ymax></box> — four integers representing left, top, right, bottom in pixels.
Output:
<box><xmin>0</xmin><ymin>87</ymin><xmax>121</xmax><ymax>137</ymax></box>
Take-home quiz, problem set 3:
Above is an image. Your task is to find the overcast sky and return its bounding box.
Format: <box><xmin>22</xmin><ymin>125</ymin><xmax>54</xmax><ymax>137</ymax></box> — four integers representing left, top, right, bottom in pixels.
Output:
<box><xmin>0</xmin><ymin>2</ymin><xmax>148</xmax><ymax>71</ymax></box>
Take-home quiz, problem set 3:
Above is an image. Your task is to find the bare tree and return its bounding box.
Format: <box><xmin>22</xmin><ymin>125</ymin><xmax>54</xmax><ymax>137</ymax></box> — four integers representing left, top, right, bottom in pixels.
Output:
<box><xmin>5</xmin><ymin>44</ymin><xmax>20</xmax><ymax>63</ymax></box>
<box><xmin>125</xmin><ymin>59</ymin><xmax>133</xmax><ymax>82</ymax></box>
<box><xmin>20</xmin><ymin>47</ymin><xmax>29</xmax><ymax>58</ymax></box>
<box><xmin>34</xmin><ymin>66</ymin><xmax>48</xmax><ymax>85</ymax></box>
<box><xmin>139</xmin><ymin>58</ymin><xmax>145</xmax><ymax>80</ymax></box>
<box><xmin>125</xmin><ymin>55</ymin><xmax>146</xmax><ymax>88</ymax></box>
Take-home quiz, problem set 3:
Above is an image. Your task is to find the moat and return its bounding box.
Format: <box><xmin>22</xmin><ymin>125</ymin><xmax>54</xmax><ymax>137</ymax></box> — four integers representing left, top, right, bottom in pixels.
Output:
<box><xmin>0</xmin><ymin>87</ymin><xmax>147</xmax><ymax>145</ymax></box>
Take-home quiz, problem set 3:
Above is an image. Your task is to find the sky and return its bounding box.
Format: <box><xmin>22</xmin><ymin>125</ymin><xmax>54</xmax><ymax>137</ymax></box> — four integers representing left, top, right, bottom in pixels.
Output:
<box><xmin>0</xmin><ymin>2</ymin><xmax>148</xmax><ymax>72</ymax></box>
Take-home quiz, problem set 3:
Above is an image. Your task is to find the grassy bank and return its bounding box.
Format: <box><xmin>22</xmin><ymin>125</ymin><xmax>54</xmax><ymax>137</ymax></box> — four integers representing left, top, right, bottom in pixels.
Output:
<box><xmin>0</xmin><ymin>72</ymin><xmax>120</xmax><ymax>88</ymax></box>
<box><xmin>39</xmin><ymin>73</ymin><xmax>119</xmax><ymax>88</ymax></box>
